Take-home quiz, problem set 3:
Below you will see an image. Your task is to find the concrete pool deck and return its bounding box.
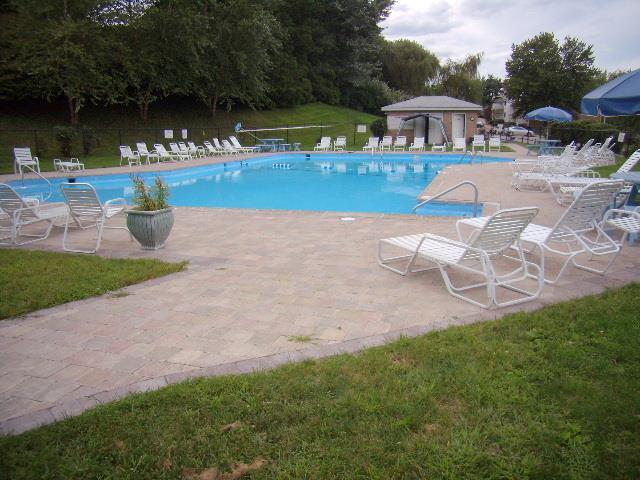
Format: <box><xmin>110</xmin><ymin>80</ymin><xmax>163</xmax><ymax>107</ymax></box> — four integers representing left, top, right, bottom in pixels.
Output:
<box><xmin>1</xmin><ymin>152</ymin><xmax>638</xmax><ymax>435</ymax></box>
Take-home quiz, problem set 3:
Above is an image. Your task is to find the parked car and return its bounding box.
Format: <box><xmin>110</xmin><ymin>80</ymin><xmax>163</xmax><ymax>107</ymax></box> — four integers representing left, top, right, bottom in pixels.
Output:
<box><xmin>507</xmin><ymin>125</ymin><xmax>534</xmax><ymax>136</ymax></box>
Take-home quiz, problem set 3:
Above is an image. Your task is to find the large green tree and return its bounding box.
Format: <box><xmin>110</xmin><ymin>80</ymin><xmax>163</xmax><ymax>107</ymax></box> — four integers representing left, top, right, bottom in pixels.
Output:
<box><xmin>430</xmin><ymin>53</ymin><xmax>483</xmax><ymax>103</ymax></box>
<box><xmin>482</xmin><ymin>74</ymin><xmax>503</xmax><ymax>120</ymax></box>
<box><xmin>505</xmin><ymin>33</ymin><xmax>603</xmax><ymax>115</ymax></box>
<box><xmin>381</xmin><ymin>39</ymin><xmax>439</xmax><ymax>96</ymax></box>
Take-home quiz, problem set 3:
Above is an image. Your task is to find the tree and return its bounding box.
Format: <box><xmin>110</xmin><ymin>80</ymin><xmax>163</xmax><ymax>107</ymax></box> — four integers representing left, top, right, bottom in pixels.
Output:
<box><xmin>505</xmin><ymin>33</ymin><xmax>602</xmax><ymax>115</ymax></box>
<box><xmin>3</xmin><ymin>0</ymin><xmax>114</xmax><ymax>124</ymax></box>
<box><xmin>191</xmin><ymin>0</ymin><xmax>279</xmax><ymax>115</ymax></box>
<box><xmin>481</xmin><ymin>75</ymin><xmax>503</xmax><ymax>120</ymax></box>
<box><xmin>381</xmin><ymin>39</ymin><xmax>439</xmax><ymax>96</ymax></box>
<box><xmin>431</xmin><ymin>53</ymin><xmax>483</xmax><ymax>103</ymax></box>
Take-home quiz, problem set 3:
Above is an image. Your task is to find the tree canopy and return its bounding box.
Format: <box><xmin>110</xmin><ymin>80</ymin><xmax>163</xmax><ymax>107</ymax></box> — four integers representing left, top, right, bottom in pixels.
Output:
<box><xmin>505</xmin><ymin>32</ymin><xmax>603</xmax><ymax>115</ymax></box>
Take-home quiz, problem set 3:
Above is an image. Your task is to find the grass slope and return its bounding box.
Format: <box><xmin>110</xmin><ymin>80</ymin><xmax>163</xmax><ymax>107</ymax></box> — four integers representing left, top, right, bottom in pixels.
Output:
<box><xmin>1</xmin><ymin>283</ymin><xmax>638</xmax><ymax>478</ymax></box>
<box><xmin>0</xmin><ymin>102</ymin><xmax>381</xmax><ymax>172</ymax></box>
<box><xmin>0</xmin><ymin>249</ymin><xmax>186</xmax><ymax>319</ymax></box>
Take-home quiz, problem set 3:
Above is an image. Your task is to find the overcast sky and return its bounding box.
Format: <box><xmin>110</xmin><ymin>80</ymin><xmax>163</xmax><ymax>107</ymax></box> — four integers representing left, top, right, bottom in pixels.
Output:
<box><xmin>382</xmin><ymin>0</ymin><xmax>640</xmax><ymax>78</ymax></box>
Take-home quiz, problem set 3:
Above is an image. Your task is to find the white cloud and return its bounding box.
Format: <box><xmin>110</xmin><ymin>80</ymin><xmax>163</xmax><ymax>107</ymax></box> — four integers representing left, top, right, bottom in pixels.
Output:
<box><xmin>382</xmin><ymin>0</ymin><xmax>640</xmax><ymax>77</ymax></box>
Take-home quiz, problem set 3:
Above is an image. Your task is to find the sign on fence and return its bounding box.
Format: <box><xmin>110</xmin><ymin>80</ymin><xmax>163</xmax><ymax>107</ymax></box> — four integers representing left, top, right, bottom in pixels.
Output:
<box><xmin>357</xmin><ymin>124</ymin><xmax>367</xmax><ymax>133</ymax></box>
<box><xmin>181</xmin><ymin>129</ymin><xmax>188</xmax><ymax>139</ymax></box>
<box><xmin>164</xmin><ymin>129</ymin><xmax>173</xmax><ymax>139</ymax></box>
<box><xmin>618</xmin><ymin>132</ymin><xmax>626</xmax><ymax>143</ymax></box>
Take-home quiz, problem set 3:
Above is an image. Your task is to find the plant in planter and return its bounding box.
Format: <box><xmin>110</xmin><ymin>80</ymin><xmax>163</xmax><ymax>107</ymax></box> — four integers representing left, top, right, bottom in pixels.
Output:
<box><xmin>126</xmin><ymin>175</ymin><xmax>174</xmax><ymax>250</ymax></box>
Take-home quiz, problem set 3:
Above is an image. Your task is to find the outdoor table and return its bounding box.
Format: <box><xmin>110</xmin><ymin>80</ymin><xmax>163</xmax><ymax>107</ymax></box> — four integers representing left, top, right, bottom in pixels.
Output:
<box><xmin>279</xmin><ymin>143</ymin><xmax>291</xmax><ymax>151</ymax></box>
<box><xmin>292</xmin><ymin>142</ymin><xmax>301</xmax><ymax>151</ymax></box>
<box><xmin>539</xmin><ymin>139</ymin><xmax>561</xmax><ymax>155</ymax></box>
<box><xmin>260</xmin><ymin>138</ymin><xmax>284</xmax><ymax>152</ymax></box>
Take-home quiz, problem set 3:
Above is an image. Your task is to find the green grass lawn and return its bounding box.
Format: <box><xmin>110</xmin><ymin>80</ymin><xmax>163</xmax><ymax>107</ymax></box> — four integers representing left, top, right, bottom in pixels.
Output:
<box><xmin>1</xmin><ymin>283</ymin><xmax>638</xmax><ymax>479</ymax></box>
<box><xmin>593</xmin><ymin>152</ymin><xmax>640</xmax><ymax>177</ymax></box>
<box><xmin>0</xmin><ymin>249</ymin><xmax>186</xmax><ymax>319</ymax></box>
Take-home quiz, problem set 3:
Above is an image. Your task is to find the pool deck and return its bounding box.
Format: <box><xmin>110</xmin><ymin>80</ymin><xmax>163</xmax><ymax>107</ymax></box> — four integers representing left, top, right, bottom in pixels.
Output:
<box><xmin>2</xmin><ymin>146</ymin><xmax>639</xmax><ymax>435</ymax></box>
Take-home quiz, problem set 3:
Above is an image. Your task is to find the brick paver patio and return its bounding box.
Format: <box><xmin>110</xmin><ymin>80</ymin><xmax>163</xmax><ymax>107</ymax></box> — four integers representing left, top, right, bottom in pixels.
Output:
<box><xmin>1</xmin><ymin>155</ymin><xmax>638</xmax><ymax>434</ymax></box>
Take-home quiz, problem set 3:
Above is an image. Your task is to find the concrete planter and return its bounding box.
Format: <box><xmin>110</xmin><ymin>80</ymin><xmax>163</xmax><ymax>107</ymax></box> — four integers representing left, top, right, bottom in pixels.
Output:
<box><xmin>125</xmin><ymin>207</ymin><xmax>174</xmax><ymax>250</ymax></box>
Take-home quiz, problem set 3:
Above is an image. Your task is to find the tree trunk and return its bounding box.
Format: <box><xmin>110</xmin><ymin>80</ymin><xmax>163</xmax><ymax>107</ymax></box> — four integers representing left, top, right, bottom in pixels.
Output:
<box><xmin>67</xmin><ymin>96</ymin><xmax>79</xmax><ymax>125</ymax></box>
<box><xmin>209</xmin><ymin>95</ymin><xmax>218</xmax><ymax>116</ymax></box>
<box><xmin>139</xmin><ymin>101</ymin><xmax>149</xmax><ymax>122</ymax></box>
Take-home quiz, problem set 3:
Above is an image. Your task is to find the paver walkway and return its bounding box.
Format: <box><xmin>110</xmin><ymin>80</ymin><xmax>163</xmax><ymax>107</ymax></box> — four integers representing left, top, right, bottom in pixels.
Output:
<box><xmin>1</xmin><ymin>159</ymin><xmax>638</xmax><ymax>434</ymax></box>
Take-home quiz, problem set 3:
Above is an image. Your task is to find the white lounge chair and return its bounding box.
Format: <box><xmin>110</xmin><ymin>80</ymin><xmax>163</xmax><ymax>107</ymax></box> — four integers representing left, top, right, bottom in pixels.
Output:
<box><xmin>393</xmin><ymin>136</ymin><xmax>407</xmax><ymax>151</ymax></box>
<box><xmin>221</xmin><ymin>139</ymin><xmax>239</xmax><ymax>155</ymax></box>
<box><xmin>203</xmin><ymin>140</ymin><xmax>224</xmax><ymax>156</ymax></box>
<box><xmin>431</xmin><ymin>142</ymin><xmax>446</xmax><ymax>152</ymax></box>
<box><xmin>314</xmin><ymin>137</ymin><xmax>331</xmax><ymax>151</ymax></box>
<box><xmin>120</xmin><ymin>146</ymin><xmax>141</xmax><ymax>167</ymax></box>
<box><xmin>363</xmin><ymin>137</ymin><xmax>379</xmax><ymax>152</ymax></box>
<box><xmin>334</xmin><ymin>136</ymin><xmax>347</xmax><ymax>151</ymax></box>
<box><xmin>13</xmin><ymin>147</ymin><xmax>40</xmax><ymax>175</ymax></box>
<box><xmin>187</xmin><ymin>141</ymin><xmax>206</xmax><ymax>158</ymax></box>
<box><xmin>452</xmin><ymin>138</ymin><xmax>466</xmax><ymax>152</ymax></box>
<box><xmin>547</xmin><ymin>149</ymin><xmax>640</xmax><ymax>205</ymax></box>
<box><xmin>213</xmin><ymin>138</ymin><xmax>231</xmax><ymax>155</ymax></box>
<box><xmin>53</xmin><ymin>157</ymin><xmax>84</xmax><ymax>172</ymax></box>
<box><xmin>408</xmin><ymin>137</ymin><xmax>424</xmax><ymax>152</ymax></box>
<box><xmin>154</xmin><ymin>144</ymin><xmax>178</xmax><ymax>162</ymax></box>
<box><xmin>177</xmin><ymin>142</ymin><xmax>193</xmax><ymax>159</ymax></box>
<box><xmin>0</xmin><ymin>183</ymin><xmax>68</xmax><ymax>245</ymax></box>
<box><xmin>378</xmin><ymin>207</ymin><xmax>543</xmax><ymax>309</ymax></box>
<box><xmin>136</xmin><ymin>143</ymin><xmax>160</xmax><ymax>164</ymax></box>
<box><xmin>60</xmin><ymin>182</ymin><xmax>131</xmax><ymax>254</ymax></box>
<box><xmin>379</xmin><ymin>136</ymin><xmax>393</xmax><ymax>151</ymax></box>
<box><xmin>472</xmin><ymin>135</ymin><xmax>486</xmax><ymax>152</ymax></box>
<box><xmin>488</xmin><ymin>136</ymin><xmax>501</xmax><ymax>152</ymax></box>
<box><xmin>456</xmin><ymin>180</ymin><xmax>625</xmax><ymax>285</ymax></box>
<box><xmin>169</xmin><ymin>143</ymin><xmax>190</xmax><ymax>161</ymax></box>
<box><xmin>229</xmin><ymin>136</ymin><xmax>260</xmax><ymax>153</ymax></box>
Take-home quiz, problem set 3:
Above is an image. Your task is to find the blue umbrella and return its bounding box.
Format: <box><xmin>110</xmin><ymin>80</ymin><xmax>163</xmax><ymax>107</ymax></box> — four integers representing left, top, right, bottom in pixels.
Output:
<box><xmin>524</xmin><ymin>106</ymin><xmax>573</xmax><ymax>122</ymax></box>
<box><xmin>581</xmin><ymin>68</ymin><xmax>640</xmax><ymax>116</ymax></box>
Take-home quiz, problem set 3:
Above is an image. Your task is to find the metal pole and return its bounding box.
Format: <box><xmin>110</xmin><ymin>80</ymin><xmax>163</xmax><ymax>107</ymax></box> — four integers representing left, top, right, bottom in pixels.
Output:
<box><xmin>118</xmin><ymin>129</ymin><xmax>122</xmax><ymax>146</ymax></box>
<box><xmin>286</xmin><ymin>125</ymin><xmax>289</xmax><ymax>144</ymax></box>
<box><xmin>33</xmin><ymin>130</ymin><xmax>39</xmax><ymax>155</ymax></box>
<box><xmin>353</xmin><ymin>123</ymin><xmax>357</xmax><ymax>147</ymax></box>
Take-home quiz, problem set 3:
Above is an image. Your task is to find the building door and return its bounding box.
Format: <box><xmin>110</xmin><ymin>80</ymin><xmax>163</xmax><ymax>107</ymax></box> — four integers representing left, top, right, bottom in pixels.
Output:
<box><xmin>428</xmin><ymin>113</ymin><xmax>444</xmax><ymax>144</ymax></box>
<box><xmin>414</xmin><ymin>117</ymin><xmax>426</xmax><ymax>140</ymax></box>
<box><xmin>452</xmin><ymin>113</ymin><xmax>466</xmax><ymax>139</ymax></box>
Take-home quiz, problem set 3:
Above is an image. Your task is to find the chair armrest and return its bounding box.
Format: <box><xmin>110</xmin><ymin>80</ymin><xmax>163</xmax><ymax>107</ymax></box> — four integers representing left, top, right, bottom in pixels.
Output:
<box><xmin>104</xmin><ymin>198</ymin><xmax>127</xmax><ymax>208</ymax></box>
<box><xmin>602</xmin><ymin>208</ymin><xmax>640</xmax><ymax>223</ymax></box>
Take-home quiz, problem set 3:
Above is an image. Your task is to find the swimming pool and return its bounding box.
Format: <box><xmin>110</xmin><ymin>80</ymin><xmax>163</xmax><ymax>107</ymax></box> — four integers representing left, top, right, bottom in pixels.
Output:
<box><xmin>12</xmin><ymin>153</ymin><xmax>511</xmax><ymax>216</ymax></box>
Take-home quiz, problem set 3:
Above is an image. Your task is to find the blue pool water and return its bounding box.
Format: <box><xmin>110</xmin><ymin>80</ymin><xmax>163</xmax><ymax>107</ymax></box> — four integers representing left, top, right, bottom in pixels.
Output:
<box><xmin>12</xmin><ymin>153</ymin><xmax>511</xmax><ymax>216</ymax></box>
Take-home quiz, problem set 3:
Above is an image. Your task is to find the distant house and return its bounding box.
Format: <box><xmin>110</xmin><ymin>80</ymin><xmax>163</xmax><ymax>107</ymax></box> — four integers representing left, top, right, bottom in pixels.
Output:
<box><xmin>381</xmin><ymin>96</ymin><xmax>482</xmax><ymax>144</ymax></box>
<box><xmin>491</xmin><ymin>96</ymin><xmax>527</xmax><ymax>125</ymax></box>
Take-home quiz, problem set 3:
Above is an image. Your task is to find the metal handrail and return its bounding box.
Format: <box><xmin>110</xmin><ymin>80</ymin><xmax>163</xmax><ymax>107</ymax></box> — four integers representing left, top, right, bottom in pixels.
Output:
<box><xmin>20</xmin><ymin>164</ymin><xmax>52</xmax><ymax>201</ymax></box>
<box><xmin>412</xmin><ymin>180</ymin><xmax>480</xmax><ymax>216</ymax></box>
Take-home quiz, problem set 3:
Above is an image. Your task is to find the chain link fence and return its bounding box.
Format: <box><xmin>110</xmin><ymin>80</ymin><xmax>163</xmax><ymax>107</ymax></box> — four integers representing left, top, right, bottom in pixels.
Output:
<box><xmin>0</xmin><ymin>123</ymin><xmax>375</xmax><ymax>172</ymax></box>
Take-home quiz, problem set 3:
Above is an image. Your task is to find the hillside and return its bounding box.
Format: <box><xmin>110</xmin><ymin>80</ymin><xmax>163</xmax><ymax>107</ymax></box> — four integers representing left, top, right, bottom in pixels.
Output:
<box><xmin>0</xmin><ymin>102</ymin><xmax>381</xmax><ymax>172</ymax></box>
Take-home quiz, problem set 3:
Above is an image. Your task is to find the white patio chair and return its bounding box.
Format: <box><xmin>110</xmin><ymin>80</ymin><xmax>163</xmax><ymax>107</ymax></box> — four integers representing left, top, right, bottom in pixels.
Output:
<box><xmin>456</xmin><ymin>180</ymin><xmax>625</xmax><ymax>285</ymax></box>
<box><xmin>408</xmin><ymin>137</ymin><xmax>425</xmax><ymax>152</ymax></box>
<box><xmin>203</xmin><ymin>140</ymin><xmax>224</xmax><ymax>156</ymax></box>
<box><xmin>452</xmin><ymin>138</ymin><xmax>466</xmax><ymax>152</ymax></box>
<box><xmin>378</xmin><ymin>207</ymin><xmax>543</xmax><ymax>309</ymax></box>
<box><xmin>213</xmin><ymin>138</ymin><xmax>231</xmax><ymax>155</ymax></box>
<box><xmin>13</xmin><ymin>147</ymin><xmax>40</xmax><ymax>174</ymax></box>
<box><xmin>472</xmin><ymin>135</ymin><xmax>486</xmax><ymax>152</ymax></box>
<box><xmin>136</xmin><ymin>142</ymin><xmax>160</xmax><ymax>164</ymax></box>
<box><xmin>334</xmin><ymin>136</ymin><xmax>347</xmax><ymax>151</ymax></box>
<box><xmin>177</xmin><ymin>142</ymin><xmax>193</xmax><ymax>159</ymax></box>
<box><xmin>393</xmin><ymin>136</ymin><xmax>407</xmax><ymax>151</ymax></box>
<box><xmin>187</xmin><ymin>141</ymin><xmax>206</xmax><ymax>158</ymax></box>
<box><xmin>169</xmin><ymin>143</ymin><xmax>190</xmax><ymax>161</ymax></box>
<box><xmin>363</xmin><ymin>137</ymin><xmax>379</xmax><ymax>152</ymax></box>
<box><xmin>119</xmin><ymin>146</ymin><xmax>141</xmax><ymax>167</ymax></box>
<box><xmin>229</xmin><ymin>136</ymin><xmax>260</xmax><ymax>153</ymax></box>
<box><xmin>488</xmin><ymin>136</ymin><xmax>501</xmax><ymax>152</ymax></box>
<box><xmin>545</xmin><ymin>149</ymin><xmax>640</xmax><ymax>204</ymax></box>
<box><xmin>154</xmin><ymin>144</ymin><xmax>178</xmax><ymax>162</ymax></box>
<box><xmin>379</xmin><ymin>136</ymin><xmax>393</xmax><ymax>151</ymax></box>
<box><xmin>53</xmin><ymin>158</ymin><xmax>84</xmax><ymax>172</ymax></box>
<box><xmin>431</xmin><ymin>142</ymin><xmax>446</xmax><ymax>152</ymax></box>
<box><xmin>314</xmin><ymin>137</ymin><xmax>331</xmax><ymax>151</ymax></box>
<box><xmin>221</xmin><ymin>139</ymin><xmax>239</xmax><ymax>155</ymax></box>
<box><xmin>601</xmin><ymin>208</ymin><xmax>640</xmax><ymax>245</ymax></box>
<box><xmin>60</xmin><ymin>182</ymin><xmax>131</xmax><ymax>254</ymax></box>
<box><xmin>0</xmin><ymin>183</ymin><xmax>68</xmax><ymax>245</ymax></box>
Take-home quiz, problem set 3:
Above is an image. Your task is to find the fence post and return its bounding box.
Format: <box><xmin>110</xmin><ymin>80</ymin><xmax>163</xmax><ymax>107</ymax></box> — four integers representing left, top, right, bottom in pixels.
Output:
<box><xmin>33</xmin><ymin>130</ymin><xmax>39</xmax><ymax>155</ymax></box>
<box><xmin>118</xmin><ymin>129</ymin><xmax>122</xmax><ymax>146</ymax></box>
<box><xmin>353</xmin><ymin>123</ymin><xmax>357</xmax><ymax>146</ymax></box>
<box><xmin>217</xmin><ymin>127</ymin><xmax>221</xmax><ymax>140</ymax></box>
<box><xmin>286</xmin><ymin>125</ymin><xmax>289</xmax><ymax>144</ymax></box>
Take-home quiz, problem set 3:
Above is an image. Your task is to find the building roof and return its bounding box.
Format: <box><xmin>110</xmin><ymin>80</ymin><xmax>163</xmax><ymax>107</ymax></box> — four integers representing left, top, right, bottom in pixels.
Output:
<box><xmin>381</xmin><ymin>96</ymin><xmax>482</xmax><ymax>112</ymax></box>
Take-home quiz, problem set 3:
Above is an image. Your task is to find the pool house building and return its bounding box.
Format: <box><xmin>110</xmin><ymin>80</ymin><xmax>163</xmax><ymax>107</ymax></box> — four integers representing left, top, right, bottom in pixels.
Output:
<box><xmin>381</xmin><ymin>96</ymin><xmax>482</xmax><ymax>145</ymax></box>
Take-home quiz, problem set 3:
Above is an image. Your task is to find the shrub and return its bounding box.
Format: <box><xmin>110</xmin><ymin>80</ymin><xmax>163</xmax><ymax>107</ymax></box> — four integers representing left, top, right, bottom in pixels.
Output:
<box><xmin>548</xmin><ymin>120</ymin><xmax>621</xmax><ymax>149</ymax></box>
<box><xmin>80</xmin><ymin>125</ymin><xmax>98</xmax><ymax>155</ymax></box>
<box><xmin>370</xmin><ymin>119</ymin><xmax>387</xmax><ymax>139</ymax></box>
<box><xmin>53</xmin><ymin>126</ymin><xmax>78</xmax><ymax>157</ymax></box>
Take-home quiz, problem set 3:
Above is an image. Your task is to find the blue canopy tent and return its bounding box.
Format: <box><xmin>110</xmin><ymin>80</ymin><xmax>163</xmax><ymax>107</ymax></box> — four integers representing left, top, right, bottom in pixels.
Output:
<box><xmin>581</xmin><ymin>68</ymin><xmax>640</xmax><ymax>116</ymax></box>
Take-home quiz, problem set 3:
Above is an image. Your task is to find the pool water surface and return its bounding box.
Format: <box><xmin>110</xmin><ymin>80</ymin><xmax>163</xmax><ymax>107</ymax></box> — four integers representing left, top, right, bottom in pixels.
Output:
<box><xmin>12</xmin><ymin>153</ymin><xmax>511</xmax><ymax>216</ymax></box>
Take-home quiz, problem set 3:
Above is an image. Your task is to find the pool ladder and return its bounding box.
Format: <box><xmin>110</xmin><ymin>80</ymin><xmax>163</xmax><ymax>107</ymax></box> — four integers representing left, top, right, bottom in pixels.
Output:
<box><xmin>16</xmin><ymin>164</ymin><xmax>53</xmax><ymax>202</ymax></box>
<box><xmin>412</xmin><ymin>181</ymin><xmax>480</xmax><ymax>217</ymax></box>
